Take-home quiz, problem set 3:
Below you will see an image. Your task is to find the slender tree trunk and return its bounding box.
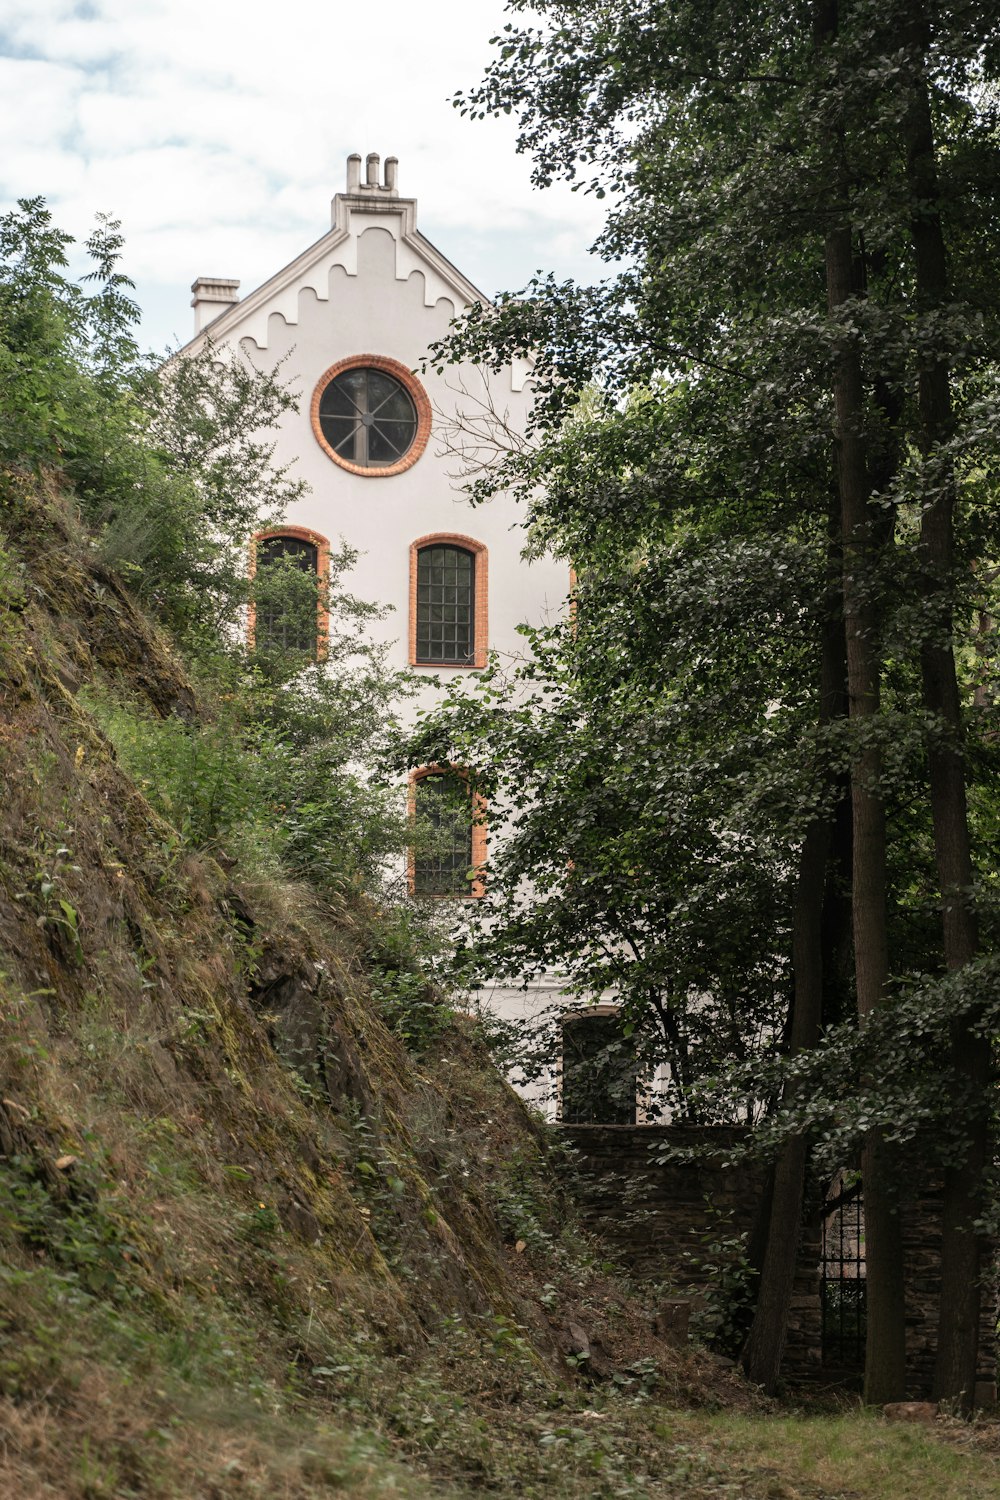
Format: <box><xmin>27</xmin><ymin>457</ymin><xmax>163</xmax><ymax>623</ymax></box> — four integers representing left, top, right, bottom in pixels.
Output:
<box><xmin>813</xmin><ymin>0</ymin><xmax>907</xmax><ymax>1402</ymax></box>
<box><xmin>741</xmin><ymin>516</ymin><xmax>845</xmax><ymax>1392</ymax></box>
<box><xmin>900</xmin><ymin>11</ymin><xmax>989</xmax><ymax>1411</ymax></box>
<box><xmin>739</xmin><ymin>831</ymin><xmax>827</xmax><ymax>1391</ymax></box>
<box><xmin>826</xmin><ymin>214</ymin><xmax>907</xmax><ymax>1403</ymax></box>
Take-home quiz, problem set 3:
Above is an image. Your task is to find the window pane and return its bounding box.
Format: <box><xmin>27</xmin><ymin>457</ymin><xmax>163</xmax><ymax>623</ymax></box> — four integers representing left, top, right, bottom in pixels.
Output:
<box><xmin>256</xmin><ymin>537</ymin><xmax>319</xmax><ymax>656</ymax></box>
<box><xmin>368</xmin><ymin>423</ymin><xmax>406</xmax><ymax>463</ymax></box>
<box><xmin>333</xmin><ymin>369</ymin><xmax>367</xmax><ymax>409</ymax></box>
<box><xmin>366</xmin><ymin>371</ymin><xmax>402</xmax><ymax>411</ymax></box>
<box><xmin>415</xmin><ymin>546</ymin><xmax>474</xmax><ymax>664</ymax></box>
<box><xmin>319</xmin><ymin>367</ymin><xmax>418</xmax><ymax>468</ymax></box>
<box><xmin>320</xmin><ymin>413</ymin><xmax>361</xmax><ymax>456</ymax></box>
<box><xmin>374</xmin><ymin>387</ymin><xmax>416</xmax><ymax>424</ymax></box>
<box><xmin>320</xmin><ymin>382</ymin><xmax>360</xmax><ymax>420</ymax></box>
<box><xmin>259</xmin><ymin>536</ymin><xmax>316</xmax><ymax>568</ymax></box>
<box><xmin>413</xmin><ymin>774</ymin><xmax>474</xmax><ymax>897</ymax></box>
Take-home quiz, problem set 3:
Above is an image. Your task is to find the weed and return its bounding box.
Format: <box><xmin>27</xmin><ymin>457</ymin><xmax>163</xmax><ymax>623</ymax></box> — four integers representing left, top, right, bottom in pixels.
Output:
<box><xmin>681</xmin><ymin>1201</ymin><xmax>756</xmax><ymax>1354</ymax></box>
<box><xmin>12</xmin><ymin>836</ymin><xmax>85</xmax><ymax>965</ymax></box>
<box><xmin>0</xmin><ymin>1150</ymin><xmax>140</xmax><ymax>1298</ymax></box>
<box><xmin>237</xmin><ymin>1203</ymin><xmax>281</xmax><ymax>1247</ymax></box>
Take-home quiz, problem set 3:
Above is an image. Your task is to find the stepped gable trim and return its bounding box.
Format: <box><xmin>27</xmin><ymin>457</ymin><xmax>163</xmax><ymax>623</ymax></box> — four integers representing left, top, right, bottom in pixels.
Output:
<box><xmin>409</xmin><ymin>533</ymin><xmax>488</xmax><ymax>669</ymax></box>
<box><xmin>310</xmin><ymin>355</ymin><xmax>431</xmax><ymax>478</ymax></box>
<box><xmin>173</xmin><ymin>223</ymin><xmax>350</xmax><ymax>355</ymax></box>
<box><xmin>248</xmin><ymin>525</ymin><xmax>331</xmax><ymax>656</ymax></box>
<box><xmin>172</xmin><ymin>200</ymin><xmax>487</xmax><ymax>358</ymax></box>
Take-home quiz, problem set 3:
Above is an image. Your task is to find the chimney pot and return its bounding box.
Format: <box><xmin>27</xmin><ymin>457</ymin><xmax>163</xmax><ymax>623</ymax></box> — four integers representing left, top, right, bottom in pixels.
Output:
<box><xmin>366</xmin><ymin>152</ymin><xmax>380</xmax><ymax>186</ymax></box>
<box><xmin>384</xmin><ymin>155</ymin><xmax>399</xmax><ymax>192</ymax></box>
<box><xmin>190</xmin><ymin>276</ymin><xmax>240</xmax><ymax>335</ymax></box>
<box><xmin>346</xmin><ymin>152</ymin><xmax>362</xmax><ymax>193</ymax></box>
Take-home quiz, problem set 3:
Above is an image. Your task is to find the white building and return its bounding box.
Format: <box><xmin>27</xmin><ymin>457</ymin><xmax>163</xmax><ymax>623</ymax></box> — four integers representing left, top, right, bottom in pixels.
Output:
<box><xmin>176</xmin><ymin>153</ymin><xmax>574</xmax><ymax>1111</ymax></box>
<box><xmin>178</xmin><ymin>152</ymin><xmax>568</xmax><ymax>679</ymax></box>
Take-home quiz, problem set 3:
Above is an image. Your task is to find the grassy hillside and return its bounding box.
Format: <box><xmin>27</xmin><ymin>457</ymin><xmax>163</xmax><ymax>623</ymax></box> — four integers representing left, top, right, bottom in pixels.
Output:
<box><xmin>0</xmin><ymin>472</ymin><xmax>739</xmax><ymax>1494</ymax></box>
<box><xmin>1</xmin><ymin>474</ymin><xmax>998</xmax><ymax>1500</ymax></box>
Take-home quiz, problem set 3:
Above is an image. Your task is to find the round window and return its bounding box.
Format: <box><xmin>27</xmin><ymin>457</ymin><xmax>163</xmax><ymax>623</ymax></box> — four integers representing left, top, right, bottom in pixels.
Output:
<box><xmin>311</xmin><ymin>356</ymin><xmax>431</xmax><ymax>476</ymax></box>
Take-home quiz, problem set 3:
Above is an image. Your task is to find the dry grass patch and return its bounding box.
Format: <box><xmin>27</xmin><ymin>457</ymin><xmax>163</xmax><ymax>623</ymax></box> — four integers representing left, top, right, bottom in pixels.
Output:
<box><xmin>667</xmin><ymin>1408</ymin><xmax>1000</xmax><ymax>1500</ymax></box>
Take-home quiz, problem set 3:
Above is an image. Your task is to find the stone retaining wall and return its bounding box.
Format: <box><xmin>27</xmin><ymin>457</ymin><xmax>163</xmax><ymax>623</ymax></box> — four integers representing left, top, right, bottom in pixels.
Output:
<box><xmin>558</xmin><ymin>1124</ymin><xmax>996</xmax><ymax>1402</ymax></box>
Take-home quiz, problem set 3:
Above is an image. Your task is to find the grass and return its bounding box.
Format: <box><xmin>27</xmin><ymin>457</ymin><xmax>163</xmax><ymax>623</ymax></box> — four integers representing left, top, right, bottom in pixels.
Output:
<box><xmin>669</xmin><ymin>1408</ymin><xmax>1000</xmax><ymax>1500</ymax></box>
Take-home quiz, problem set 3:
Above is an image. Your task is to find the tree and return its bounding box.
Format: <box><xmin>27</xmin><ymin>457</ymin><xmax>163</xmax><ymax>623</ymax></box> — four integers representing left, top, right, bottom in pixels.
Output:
<box><xmin>0</xmin><ymin>199</ymin><xmax>414</xmax><ymax>901</ymax></box>
<box><xmin>421</xmin><ymin>0</ymin><xmax>1000</xmax><ymax>1403</ymax></box>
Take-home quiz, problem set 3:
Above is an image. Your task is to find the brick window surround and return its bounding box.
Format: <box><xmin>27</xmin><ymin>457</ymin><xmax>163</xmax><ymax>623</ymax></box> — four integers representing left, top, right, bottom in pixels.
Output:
<box><xmin>248</xmin><ymin>526</ymin><xmax>331</xmax><ymax>656</ymax></box>
<box><xmin>409</xmin><ymin>534</ymin><xmax>488</xmax><ymax>669</ymax></box>
<box><xmin>408</xmin><ymin>765</ymin><xmax>487</xmax><ymax>900</ymax></box>
<box><xmin>310</xmin><ymin>354</ymin><xmax>432</xmax><ymax>478</ymax></box>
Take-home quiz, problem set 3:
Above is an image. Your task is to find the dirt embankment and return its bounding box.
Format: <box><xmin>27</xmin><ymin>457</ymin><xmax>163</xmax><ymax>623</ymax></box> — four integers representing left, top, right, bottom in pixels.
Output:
<box><xmin>0</xmin><ymin>474</ymin><xmax>763</xmax><ymax>1499</ymax></box>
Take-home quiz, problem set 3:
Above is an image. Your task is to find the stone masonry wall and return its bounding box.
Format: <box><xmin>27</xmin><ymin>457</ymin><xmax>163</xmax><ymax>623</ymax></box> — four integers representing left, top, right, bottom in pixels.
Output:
<box><xmin>559</xmin><ymin>1124</ymin><xmax>997</xmax><ymax>1402</ymax></box>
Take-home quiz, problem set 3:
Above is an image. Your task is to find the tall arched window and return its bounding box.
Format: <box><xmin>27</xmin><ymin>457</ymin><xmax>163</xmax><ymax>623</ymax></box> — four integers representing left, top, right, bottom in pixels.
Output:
<box><xmin>409</xmin><ymin>767</ymin><xmax>486</xmax><ymax>898</ymax></box>
<box><xmin>251</xmin><ymin>528</ymin><xmax>329</xmax><ymax>657</ymax></box>
<box><xmin>409</xmin><ymin>534</ymin><xmax>488</xmax><ymax>668</ymax></box>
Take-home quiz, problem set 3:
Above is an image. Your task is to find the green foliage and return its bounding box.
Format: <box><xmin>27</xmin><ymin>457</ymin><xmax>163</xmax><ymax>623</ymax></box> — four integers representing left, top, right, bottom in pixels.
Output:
<box><xmin>363</xmin><ymin>906</ymin><xmax>456</xmax><ymax>1051</ymax></box>
<box><xmin>413</xmin><ymin>2</ymin><xmax>1000</xmax><ymax>1166</ymax></box>
<box><xmin>0</xmin><ymin>531</ymin><xmax>26</xmax><ymax>614</ymax></box>
<box><xmin>86</xmin><ymin>693</ymin><xmax>262</xmax><ymax>854</ymax></box>
<box><xmin>0</xmin><ymin>196</ymin><xmax>306</xmax><ymax>657</ymax></box>
<box><xmin>0</xmin><ymin>197</ymin><xmax>86</xmax><ymax>471</ymax></box>
<box><xmin>0</xmin><ymin>194</ymin><xmax>414</xmax><ymax>901</ymax></box>
<box><xmin>680</xmin><ymin>1207</ymin><xmax>756</xmax><ymax>1355</ymax></box>
<box><xmin>87</xmin><ymin>657</ymin><xmax>410</xmax><ymax>897</ymax></box>
<box><xmin>0</xmin><ymin>1150</ymin><xmax>138</xmax><ymax>1300</ymax></box>
<box><xmin>487</xmin><ymin>1147</ymin><xmax>559</xmax><ymax>1256</ymax></box>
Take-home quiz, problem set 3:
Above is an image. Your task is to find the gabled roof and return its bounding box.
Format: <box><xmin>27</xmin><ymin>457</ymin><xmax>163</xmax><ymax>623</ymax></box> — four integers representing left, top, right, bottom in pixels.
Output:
<box><xmin>176</xmin><ymin>156</ymin><xmax>489</xmax><ymax>356</ymax></box>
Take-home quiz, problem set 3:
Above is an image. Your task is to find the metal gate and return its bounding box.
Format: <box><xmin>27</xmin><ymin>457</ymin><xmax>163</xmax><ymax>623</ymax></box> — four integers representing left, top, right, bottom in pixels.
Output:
<box><xmin>821</xmin><ymin>1176</ymin><xmax>866</xmax><ymax>1370</ymax></box>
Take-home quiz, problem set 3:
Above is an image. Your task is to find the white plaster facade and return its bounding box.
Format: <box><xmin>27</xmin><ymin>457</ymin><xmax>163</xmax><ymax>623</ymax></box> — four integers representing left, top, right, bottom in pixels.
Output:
<box><xmin>175</xmin><ymin>154</ymin><xmax>575</xmax><ymax>1115</ymax></box>
<box><xmin>176</xmin><ymin>153</ymin><xmax>565</xmax><ymax>686</ymax></box>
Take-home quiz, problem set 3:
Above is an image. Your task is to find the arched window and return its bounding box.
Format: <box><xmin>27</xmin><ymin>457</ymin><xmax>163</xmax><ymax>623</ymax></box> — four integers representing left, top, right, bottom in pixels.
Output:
<box><xmin>409</xmin><ymin>534</ymin><xmax>488</xmax><ymax>668</ymax></box>
<box><xmin>251</xmin><ymin>528</ymin><xmax>329</xmax><ymax>657</ymax></box>
<box><xmin>409</xmin><ymin>768</ymin><xmax>486</xmax><ymax>898</ymax></box>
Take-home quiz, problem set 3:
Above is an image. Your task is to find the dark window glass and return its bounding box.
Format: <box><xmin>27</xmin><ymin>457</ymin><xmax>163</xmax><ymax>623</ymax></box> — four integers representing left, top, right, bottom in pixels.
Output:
<box><xmin>256</xmin><ymin>535</ymin><xmax>319</xmax><ymax>655</ymax></box>
<box><xmin>413</xmin><ymin>773</ymin><xmax>474</xmax><ymax>897</ymax></box>
<box><xmin>416</xmin><ymin>545</ymin><xmax>475</xmax><ymax>664</ymax></box>
<box><xmin>318</xmin><ymin>366</ymin><xmax>418</xmax><ymax>468</ymax></box>
<box><xmin>561</xmin><ymin>1016</ymin><xmax>637</xmax><ymax>1124</ymax></box>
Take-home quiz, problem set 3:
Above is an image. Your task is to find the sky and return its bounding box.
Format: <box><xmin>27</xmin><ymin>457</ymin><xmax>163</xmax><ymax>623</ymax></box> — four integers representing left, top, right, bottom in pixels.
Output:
<box><xmin>0</xmin><ymin>0</ymin><xmax>609</xmax><ymax>355</ymax></box>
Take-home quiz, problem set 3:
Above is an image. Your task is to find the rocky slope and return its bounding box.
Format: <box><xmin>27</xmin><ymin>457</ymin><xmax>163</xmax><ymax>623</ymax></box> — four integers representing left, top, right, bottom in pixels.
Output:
<box><xmin>0</xmin><ymin>472</ymin><xmax>760</xmax><ymax>1499</ymax></box>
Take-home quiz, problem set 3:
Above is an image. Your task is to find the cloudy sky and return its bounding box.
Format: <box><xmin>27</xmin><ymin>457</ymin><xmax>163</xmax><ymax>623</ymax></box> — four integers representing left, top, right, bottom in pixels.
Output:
<box><xmin>0</xmin><ymin>0</ymin><xmax>608</xmax><ymax>354</ymax></box>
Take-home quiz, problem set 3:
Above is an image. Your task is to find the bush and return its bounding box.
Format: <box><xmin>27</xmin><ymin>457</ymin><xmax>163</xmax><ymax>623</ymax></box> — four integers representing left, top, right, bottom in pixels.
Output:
<box><xmin>3</xmin><ymin>198</ymin><xmax>417</xmax><ymax>904</ymax></box>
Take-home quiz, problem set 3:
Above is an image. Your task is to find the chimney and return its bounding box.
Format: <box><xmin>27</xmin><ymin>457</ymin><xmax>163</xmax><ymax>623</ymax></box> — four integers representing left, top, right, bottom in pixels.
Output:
<box><xmin>344</xmin><ymin>152</ymin><xmax>400</xmax><ymax>199</ymax></box>
<box><xmin>190</xmin><ymin>276</ymin><xmax>240</xmax><ymax>335</ymax></box>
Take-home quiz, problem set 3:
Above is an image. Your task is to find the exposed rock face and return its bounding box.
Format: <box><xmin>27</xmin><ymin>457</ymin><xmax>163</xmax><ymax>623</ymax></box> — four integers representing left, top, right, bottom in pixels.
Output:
<box><xmin>250</xmin><ymin>951</ymin><xmax>373</xmax><ymax>1115</ymax></box>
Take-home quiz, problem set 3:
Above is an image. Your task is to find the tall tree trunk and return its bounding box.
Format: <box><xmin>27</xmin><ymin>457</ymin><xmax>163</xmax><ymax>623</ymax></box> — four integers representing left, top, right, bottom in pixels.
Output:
<box><xmin>900</xmin><ymin>10</ymin><xmax>989</xmax><ymax>1411</ymax></box>
<box><xmin>814</xmin><ymin>0</ymin><xmax>907</xmax><ymax>1402</ymax></box>
<box><xmin>827</xmin><ymin>214</ymin><xmax>907</xmax><ymax>1403</ymax></box>
<box><xmin>741</xmin><ymin>515</ymin><xmax>845</xmax><ymax>1393</ymax></box>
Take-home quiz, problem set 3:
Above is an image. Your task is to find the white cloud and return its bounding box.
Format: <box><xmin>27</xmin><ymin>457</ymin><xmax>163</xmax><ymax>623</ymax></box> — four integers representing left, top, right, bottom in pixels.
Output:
<box><xmin>0</xmin><ymin>0</ymin><xmax>610</xmax><ymax>350</ymax></box>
